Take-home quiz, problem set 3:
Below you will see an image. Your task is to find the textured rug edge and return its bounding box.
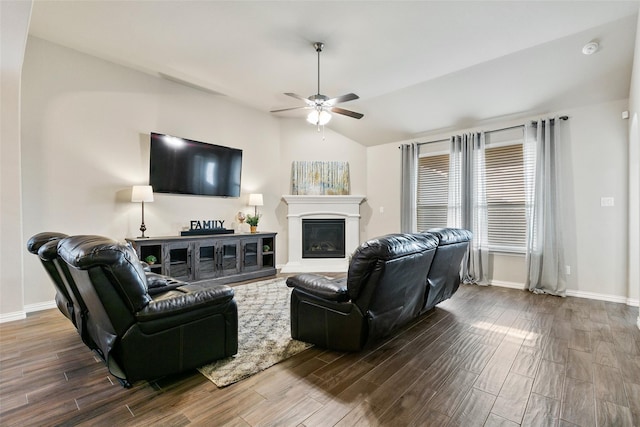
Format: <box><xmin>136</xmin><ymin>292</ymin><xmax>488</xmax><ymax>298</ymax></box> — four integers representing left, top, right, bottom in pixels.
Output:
<box><xmin>196</xmin><ymin>278</ymin><xmax>313</xmax><ymax>387</ymax></box>
<box><xmin>198</xmin><ymin>339</ymin><xmax>312</xmax><ymax>387</ymax></box>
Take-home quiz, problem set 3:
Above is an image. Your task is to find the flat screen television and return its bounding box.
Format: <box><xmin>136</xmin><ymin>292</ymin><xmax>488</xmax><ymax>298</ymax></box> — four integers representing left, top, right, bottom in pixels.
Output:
<box><xmin>149</xmin><ymin>132</ymin><xmax>242</xmax><ymax>197</ymax></box>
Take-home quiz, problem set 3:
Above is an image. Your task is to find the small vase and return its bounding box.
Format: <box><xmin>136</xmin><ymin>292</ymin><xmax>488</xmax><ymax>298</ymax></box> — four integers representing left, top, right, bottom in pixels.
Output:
<box><xmin>250</xmin><ymin>225</ymin><xmax>257</xmax><ymax>233</ymax></box>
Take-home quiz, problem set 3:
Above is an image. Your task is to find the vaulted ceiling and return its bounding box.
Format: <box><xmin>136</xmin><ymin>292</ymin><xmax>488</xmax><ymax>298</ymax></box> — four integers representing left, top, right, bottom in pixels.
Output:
<box><xmin>27</xmin><ymin>1</ymin><xmax>640</xmax><ymax>146</ymax></box>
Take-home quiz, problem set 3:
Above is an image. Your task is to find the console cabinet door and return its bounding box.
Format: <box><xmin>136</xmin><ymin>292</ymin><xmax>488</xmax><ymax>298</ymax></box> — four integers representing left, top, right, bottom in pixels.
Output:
<box><xmin>217</xmin><ymin>240</ymin><xmax>240</xmax><ymax>276</ymax></box>
<box><xmin>196</xmin><ymin>241</ymin><xmax>218</xmax><ymax>280</ymax></box>
<box><xmin>164</xmin><ymin>241</ymin><xmax>192</xmax><ymax>281</ymax></box>
<box><xmin>242</xmin><ymin>238</ymin><xmax>260</xmax><ymax>272</ymax></box>
<box><xmin>195</xmin><ymin>239</ymin><xmax>240</xmax><ymax>279</ymax></box>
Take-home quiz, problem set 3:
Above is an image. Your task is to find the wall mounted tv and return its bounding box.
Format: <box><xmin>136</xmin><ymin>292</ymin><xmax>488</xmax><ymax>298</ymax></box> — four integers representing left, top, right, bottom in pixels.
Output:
<box><xmin>149</xmin><ymin>132</ymin><xmax>242</xmax><ymax>197</ymax></box>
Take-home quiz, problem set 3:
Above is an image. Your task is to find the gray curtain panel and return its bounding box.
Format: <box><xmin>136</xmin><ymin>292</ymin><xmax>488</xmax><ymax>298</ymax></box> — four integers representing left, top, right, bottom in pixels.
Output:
<box><xmin>400</xmin><ymin>143</ymin><xmax>418</xmax><ymax>233</ymax></box>
<box><xmin>448</xmin><ymin>133</ymin><xmax>490</xmax><ymax>285</ymax></box>
<box><xmin>524</xmin><ymin>118</ymin><xmax>567</xmax><ymax>296</ymax></box>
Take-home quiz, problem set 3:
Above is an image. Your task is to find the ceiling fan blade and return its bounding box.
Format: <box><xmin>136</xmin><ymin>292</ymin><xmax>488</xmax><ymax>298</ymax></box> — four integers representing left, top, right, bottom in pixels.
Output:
<box><xmin>284</xmin><ymin>93</ymin><xmax>314</xmax><ymax>105</ymax></box>
<box><xmin>326</xmin><ymin>93</ymin><xmax>359</xmax><ymax>105</ymax></box>
<box><xmin>270</xmin><ymin>106</ymin><xmax>311</xmax><ymax>113</ymax></box>
<box><xmin>330</xmin><ymin>106</ymin><xmax>364</xmax><ymax>119</ymax></box>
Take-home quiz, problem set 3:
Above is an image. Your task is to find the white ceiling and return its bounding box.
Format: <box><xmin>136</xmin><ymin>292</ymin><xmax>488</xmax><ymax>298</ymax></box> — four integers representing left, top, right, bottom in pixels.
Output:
<box><xmin>28</xmin><ymin>1</ymin><xmax>640</xmax><ymax>146</ymax></box>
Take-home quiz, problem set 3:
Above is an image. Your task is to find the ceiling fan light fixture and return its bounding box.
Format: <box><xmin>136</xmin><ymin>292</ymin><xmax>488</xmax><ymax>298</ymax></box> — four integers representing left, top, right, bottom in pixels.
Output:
<box><xmin>307</xmin><ymin>109</ymin><xmax>332</xmax><ymax>126</ymax></box>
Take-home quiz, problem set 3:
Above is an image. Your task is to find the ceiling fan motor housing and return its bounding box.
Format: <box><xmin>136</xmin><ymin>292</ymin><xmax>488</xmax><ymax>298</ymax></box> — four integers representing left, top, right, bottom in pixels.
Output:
<box><xmin>309</xmin><ymin>94</ymin><xmax>329</xmax><ymax>104</ymax></box>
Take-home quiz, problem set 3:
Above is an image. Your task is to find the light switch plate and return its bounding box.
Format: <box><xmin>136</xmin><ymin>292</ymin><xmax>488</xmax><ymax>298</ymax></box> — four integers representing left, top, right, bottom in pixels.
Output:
<box><xmin>601</xmin><ymin>197</ymin><xmax>614</xmax><ymax>207</ymax></box>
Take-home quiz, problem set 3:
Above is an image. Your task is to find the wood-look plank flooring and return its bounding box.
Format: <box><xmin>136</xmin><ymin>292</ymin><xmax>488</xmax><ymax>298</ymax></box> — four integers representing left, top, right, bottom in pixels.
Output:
<box><xmin>1</xmin><ymin>278</ymin><xmax>639</xmax><ymax>426</ymax></box>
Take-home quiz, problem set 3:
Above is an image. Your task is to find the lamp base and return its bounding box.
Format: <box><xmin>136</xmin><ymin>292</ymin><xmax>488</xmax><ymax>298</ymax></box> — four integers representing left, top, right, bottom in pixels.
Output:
<box><xmin>139</xmin><ymin>223</ymin><xmax>148</xmax><ymax>238</ymax></box>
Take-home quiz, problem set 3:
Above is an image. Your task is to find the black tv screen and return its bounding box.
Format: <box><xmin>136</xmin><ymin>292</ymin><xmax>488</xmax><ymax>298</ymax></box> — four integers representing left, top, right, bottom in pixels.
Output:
<box><xmin>149</xmin><ymin>132</ymin><xmax>242</xmax><ymax>197</ymax></box>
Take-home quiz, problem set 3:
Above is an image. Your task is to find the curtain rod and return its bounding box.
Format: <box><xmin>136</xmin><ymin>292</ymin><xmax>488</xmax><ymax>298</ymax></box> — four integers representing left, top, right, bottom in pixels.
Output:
<box><xmin>414</xmin><ymin>116</ymin><xmax>569</xmax><ymax>146</ymax></box>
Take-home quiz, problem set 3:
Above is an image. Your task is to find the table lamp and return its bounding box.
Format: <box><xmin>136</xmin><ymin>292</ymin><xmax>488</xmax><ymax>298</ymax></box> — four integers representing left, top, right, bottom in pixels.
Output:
<box><xmin>131</xmin><ymin>185</ymin><xmax>154</xmax><ymax>238</ymax></box>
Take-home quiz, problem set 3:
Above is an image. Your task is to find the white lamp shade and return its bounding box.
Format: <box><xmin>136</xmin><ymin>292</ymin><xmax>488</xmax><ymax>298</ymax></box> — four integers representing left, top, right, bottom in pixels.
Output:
<box><xmin>131</xmin><ymin>185</ymin><xmax>154</xmax><ymax>203</ymax></box>
<box><xmin>248</xmin><ymin>193</ymin><xmax>263</xmax><ymax>207</ymax></box>
<box><xmin>306</xmin><ymin>109</ymin><xmax>332</xmax><ymax>126</ymax></box>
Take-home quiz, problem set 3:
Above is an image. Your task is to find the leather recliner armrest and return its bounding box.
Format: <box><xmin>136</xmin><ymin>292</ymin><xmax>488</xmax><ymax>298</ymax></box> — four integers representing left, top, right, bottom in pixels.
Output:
<box><xmin>145</xmin><ymin>272</ymin><xmax>188</xmax><ymax>296</ymax></box>
<box><xmin>136</xmin><ymin>285</ymin><xmax>235</xmax><ymax>321</ymax></box>
<box><xmin>286</xmin><ymin>274</ymin><xmax>349</xmax><ymax>302</ymax></box>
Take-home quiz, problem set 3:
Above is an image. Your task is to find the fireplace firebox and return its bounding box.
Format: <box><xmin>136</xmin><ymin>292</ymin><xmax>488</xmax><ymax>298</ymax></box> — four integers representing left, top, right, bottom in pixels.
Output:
<box><xmin>302</xmin><ymin>219</ymin><xmax>346</xmax><ymax>259</ymax></box>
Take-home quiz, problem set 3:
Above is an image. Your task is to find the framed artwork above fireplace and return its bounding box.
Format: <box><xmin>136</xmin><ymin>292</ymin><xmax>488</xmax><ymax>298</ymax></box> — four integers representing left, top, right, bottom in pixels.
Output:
<box><xmin>290</xmin><ymin>161</ymin><xmax>350</xmax><ymax>195</ymax></box>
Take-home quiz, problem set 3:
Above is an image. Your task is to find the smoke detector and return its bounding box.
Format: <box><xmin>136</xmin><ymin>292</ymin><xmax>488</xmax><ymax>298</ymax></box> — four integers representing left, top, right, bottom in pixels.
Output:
<box><xmin>582</xmin><ymin>41</ymin><xmax>599</xmax><ymax>55</ymax></box>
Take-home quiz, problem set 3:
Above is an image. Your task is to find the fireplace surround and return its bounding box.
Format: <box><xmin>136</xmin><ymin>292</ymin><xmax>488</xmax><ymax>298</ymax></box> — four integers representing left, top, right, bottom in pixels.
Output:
<box><xmin>281</xmin><ymin>195</ymin><xmax>366</xmax><ymax>272</ymax></box>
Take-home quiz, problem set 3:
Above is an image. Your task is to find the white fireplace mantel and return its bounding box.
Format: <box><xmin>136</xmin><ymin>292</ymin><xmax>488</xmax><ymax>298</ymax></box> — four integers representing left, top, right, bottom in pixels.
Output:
<box><xmin>281</xmin><ymin>195</ymin><xmax>366</xmax><ymax>273</ymax></box>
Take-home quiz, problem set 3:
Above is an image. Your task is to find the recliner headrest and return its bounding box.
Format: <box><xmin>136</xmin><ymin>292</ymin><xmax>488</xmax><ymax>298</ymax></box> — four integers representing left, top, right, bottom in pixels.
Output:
<box><xmin>58</xmin><ymin>235</ymin><xmax>137</xmax><ymax>269</ymax></box>
<box><xmin>38</xmin><ymin>239</ymin><xmax>61</xmax><ymax>262</ymax></box>
<box><xmin>424</xmin><ymin>228</ymin><xmax>472</xmax><ymax>245</ymax></box>
<box><xmin>347</xmin><ymin>233</ymin><xmax>439</xmax><ymax>299</ymax></box>
<box><xmin>27</xmin><ymin>232</ymin><xmax>68</xmax><ymax>254</ymax></box>
<box><xmin>58</xmin><ymin>235</ymin><xmax>151</xmax><ymax>312</ymax></box>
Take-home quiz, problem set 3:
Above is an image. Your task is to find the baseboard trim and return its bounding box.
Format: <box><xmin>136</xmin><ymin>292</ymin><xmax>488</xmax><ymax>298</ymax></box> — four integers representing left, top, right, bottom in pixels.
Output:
<box><xmin>565</xmin><ymin>289</ymin><xmax>639</xmax><ymax>307</ymax></box>
<box><xmin>25</xmin><ymin>300</ymin><xmax>57</xmax><ymax>313</ymax></box>
<box><xmin>489</xmin><ymin>280</ymin><xmax>524</xmax><ymax>290</ymax></box>
<box><xmin>490</xmin><ymin>281</ymin><xmax>639</xmax><ymax>307</ymax></box>
<box><xmin>0</xmin><ymin>300</ymin><xmax>58</xmax><ymax>324</ymax></box>
<box><xmin>0</xmin><ymin>311</ymin><xmax>26</xmax><ymax>324</ymax></box>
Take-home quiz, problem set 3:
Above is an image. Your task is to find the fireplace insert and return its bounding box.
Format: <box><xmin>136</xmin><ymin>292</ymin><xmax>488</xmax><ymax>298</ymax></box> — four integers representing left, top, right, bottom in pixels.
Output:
<box><xmin>302</xmin><ymin>219</ymin><xmax>345</xmax><ymax>258</ymax></box>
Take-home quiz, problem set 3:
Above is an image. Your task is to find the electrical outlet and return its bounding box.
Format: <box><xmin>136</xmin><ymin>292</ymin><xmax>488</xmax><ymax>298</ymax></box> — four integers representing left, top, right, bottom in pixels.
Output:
<box><xmin>565</xmin><ymin>265</ymin><xmax>571</xmax><ymax>275</ymax></box>
<box><xmin>379</xmin><ymin>206</ymin><xmax>384</xmax><ymax>214</ymax></box>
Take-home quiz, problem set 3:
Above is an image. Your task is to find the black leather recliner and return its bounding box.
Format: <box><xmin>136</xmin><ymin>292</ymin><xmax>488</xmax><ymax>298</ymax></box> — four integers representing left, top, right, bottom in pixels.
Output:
<box><xmin>421</xmin><ymin>227</ymin><xmax>473</xmax><ymax>313</ymax></box>
<box><xmin>287</xmin><ymin>229</ymin><xmax>471</xmax><ymax>351</ymax></box>
<box><xmin>27</xmin><ymin>232</ymin><xmax>76</xmax><ymax>325</ymax></box>
<box><xmin>30</xmin><ymin>233</ymin><xmax>238</xmax><ymax>386</ymax></box>
<box><xmin>287</xmin><ymin>233</ymin><xmax>440</xmax><ymax>351</ymax></box>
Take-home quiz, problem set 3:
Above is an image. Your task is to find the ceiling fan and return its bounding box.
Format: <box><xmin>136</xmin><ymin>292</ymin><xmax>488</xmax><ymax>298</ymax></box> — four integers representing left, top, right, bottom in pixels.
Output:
<box><xmin>271</xmin><ymin>42</ymin><xmax>364</xmax><ymax>126</ymax></box>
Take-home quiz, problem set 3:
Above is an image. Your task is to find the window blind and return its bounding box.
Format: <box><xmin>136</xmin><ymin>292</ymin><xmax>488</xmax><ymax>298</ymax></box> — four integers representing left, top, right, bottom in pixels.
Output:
<box><xmin>417</xmin><ymin>154</ymin><xmax>449</xmax><ymax>231</ymax></box>
<box><xmin>416</xmin><ymin>138</ymin><xmax>526</xmax><ymax>251</ymax></box>
<box><xmin>485</xmin><ymin>143</ymin><xmax>526</xmax><ymax>250</ymax></box>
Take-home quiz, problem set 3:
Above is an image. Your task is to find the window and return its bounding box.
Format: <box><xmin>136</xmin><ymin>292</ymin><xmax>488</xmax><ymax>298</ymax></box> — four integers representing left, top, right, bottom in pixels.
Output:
<box><xmin>417</xmin><ymin>153</ymin><xmax>449</xmax><ymax>231</ymax></box>
<box><xmin>416</xmin><ymin>130</ymin><xmax>526</xmax><ymax>252</ymax></box>
<box><xmin>484</xmin><ymin>142</ymin><xmax>526</xmax><ymax>251</ymax></box>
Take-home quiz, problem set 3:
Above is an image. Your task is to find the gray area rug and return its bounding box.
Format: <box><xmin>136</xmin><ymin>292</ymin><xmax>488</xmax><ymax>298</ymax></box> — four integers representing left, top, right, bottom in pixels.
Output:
<box><xmin>198</xmin><ymin>277</ymin><xmax>312</xmax><ymax>387</ymax></box>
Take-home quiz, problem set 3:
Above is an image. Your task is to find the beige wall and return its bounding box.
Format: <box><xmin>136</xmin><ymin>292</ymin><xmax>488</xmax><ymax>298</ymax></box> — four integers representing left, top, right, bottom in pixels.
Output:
<box><xmin>277</xmin><ymin>118</ymin><xmax>368</xmax><ymax>262</ymax></box>
<box><xmin>365</xmin><ymin>98</ymin><xmax>634</xmax><ymax>303</ymax></box>
<box><xmin>3</xmin><ymin>19</ymin><xmax>638</xmax><ymax>319</ymax></box>
<box><xmin>19</xmin><ymin>37</ymin><xmax>283</xmax><ymax>308</ymax></box>
<box><xmin>563</xmin><ymin>99</ymin><xmax>630</xmax><ymax>301</ymax></box>
<box><xmin>628</xmin><ymin>13</ymin><xmax>640</xmax><ymax>319</ymax></box>
<box><xmin>1</xmin><ymin>0</ymin><xmax>32</xmax><ymax>319</ymax></box>
<box><xmin>7</xmin><ymin>36</ymin><xmax>372</xmax><ymax>317</ymax></box>
<box><xmin>366</xmin><ymin>143</ymin><xmax>401</xmax><ymax>241</ymax></box>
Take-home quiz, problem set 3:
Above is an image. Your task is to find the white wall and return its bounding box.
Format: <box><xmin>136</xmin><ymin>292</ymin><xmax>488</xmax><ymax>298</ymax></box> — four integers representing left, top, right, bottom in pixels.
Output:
<box><xmin>19</xmin><ymin>37</ymin><xmax>283</xmax><ymax>308</ymax></box>
<box><xmin>365</xmin><ymin>99</ymin><xmax>635</xmax><ymax>303</ymax></box>
<box><xmin>1</xmin><ymin>0</ymin><xmax>32</xmax><ymax>320</ymax></box>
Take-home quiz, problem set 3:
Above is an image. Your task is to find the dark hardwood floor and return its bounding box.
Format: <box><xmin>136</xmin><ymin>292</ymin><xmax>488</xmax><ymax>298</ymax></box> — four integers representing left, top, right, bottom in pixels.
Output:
<box><xmin>1</xmin><ymin>278</ymin><xmax>639</xmax><ymax>426</ymax></box>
